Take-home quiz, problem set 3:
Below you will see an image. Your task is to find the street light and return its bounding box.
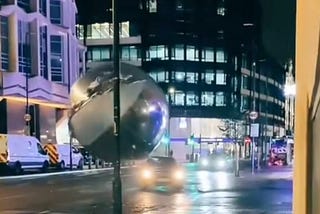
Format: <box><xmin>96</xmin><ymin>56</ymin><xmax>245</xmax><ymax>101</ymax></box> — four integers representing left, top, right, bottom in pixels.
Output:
<box><xmin>112</xmin><ymin>0</ymin><xmax>122</xmax><ymax>213</ymax></box>
<box><xmin>167</xmin><ymin>86</ymin><xmax>175</xmax><ymax>156</ymax></box>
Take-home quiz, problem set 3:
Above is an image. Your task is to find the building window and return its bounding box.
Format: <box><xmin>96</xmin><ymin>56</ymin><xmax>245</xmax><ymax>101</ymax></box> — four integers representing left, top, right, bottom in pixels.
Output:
<box><xmin>147</xmin><ymin>0</ymin><xmax>157</xmax><ymax>13</ymax></box>
<box><xmin>121</xmin><ymin>46</ymin><xmax>140</xmax><ymax>61</ymax></box>
<box><xmin>171</xmin><ymin>45</ymin><xmax>184</xmax><ymax>60</ymax></box>
<box><xmin>87</xmin><ymin>47</ymin><xmax>111</xmax><ymax>61</ymax></box>
<box><xmin>216</xmin><ymin>49</ymin><xmax>227</xmax><ymax>63</ymax></box>
<box><xmin>242</xmin><ymin>53</ymin><xmax>248</xmax><ymax>68</ymax></box>
<box><xmin>0</xmin><ymin>16</ymin><xmax>9</xmax><ymax>71</ymax></box>
<box><xmin>241</xmin><ymin>95</ymin><xmax>249</xmax><ymax>110</ymax></box>
<box><xmin>215</xmin><ymin>92</ymin><xmax>226</xmax><ymax>106</ymax></box>
<box><xmin>176</xmin><ymin>0</ymin><xmax>183</xmax><ymax>10</ymax></box>
<box><xmin>217</xmin><ymin>30</ymin><xmax>224</xmax><ymax>40</ymax></box>
<box><xmin>18</xmin><ymin>21</ymin><xmax>31</xmax><ymax>74</ymax></box>
<box><xmin>186</xmin><ymin>72</ymin><xmax>198</xmax><ymax>83</ymax></box>
<box><xmin>40</xmin><ymin>26</ymin><xmax>48</xmax><ymax>79</ymax></box>
<box><xmin>50</xmin><ymin>0</ymin><xmax>62</xmax><ymax>25</ymax></box>
<box><xmin>201</xmin><ymin>91</ymin><xmax>214</xmax><ymax>106</ymax></box>
<box><xmin>18</xmin><ymin>0</ymin><xmax>30</xmax><ymax>12</ymax></box>
<box><xmin>186</xmin><ymin>45</ymin><xmax>199</xmax><ymax>61</ymax></box>
<box><xmin>173</xmin><ymin>91</ymin><xmax>185</xmax><ymax>106</ymax></box>
<box><xmin>201</xmin><ymin>69</ymin><xmax>215</xmax><ymax>84</ymax></box>
<box><xmin>216</xmin><ymin>70</ymin><xmax>226</xmax><ymax>85</ymax></box>
<box><xmin>186</xmin><ymin>91</ymin><xmax>198</xmax><ymax>106</ymax></box>
<box><xmin>147</xmin><ymin>45</ymin><xmax>168</xmax><ymax>60</ymax></box>
<box><xmin>242</xmin><ymin>74</ymin><xmax>249</xmax><ymax>89</ymax></box>
<box><xmin>149</xmin><ymin>70</ymin><xmax>169</xmax><ymax>83</ymax></box>
<box><xmin>202</xmin><ymin>48</ymin><xmax>214</xmax><ymax>62</ymax></box>
<box><xmin>39</xmin><ymin>0</ymin><xmax>47</xmax><ymax>16</ymax></box>
<box><xmin>217</xmin><ymin>0</ymin><xmax>226</xmax><ymax>16</ymax></box>
<box><xmin>50</xmin><ymin>35</ymin><xmax>63</xmax><ymax>82</ymax></box>
<box><xmin>173</xmin><ymin>71</ymin><xmax>185</xmax><ymax>82</ymax></box>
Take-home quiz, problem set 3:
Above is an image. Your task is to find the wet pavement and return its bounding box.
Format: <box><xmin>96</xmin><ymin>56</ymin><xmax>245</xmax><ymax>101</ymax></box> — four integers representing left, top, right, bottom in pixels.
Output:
<box><xmin>0</xmin><ymin>164</ymin><xmax>292</xmax><ymax>214</ymax></box>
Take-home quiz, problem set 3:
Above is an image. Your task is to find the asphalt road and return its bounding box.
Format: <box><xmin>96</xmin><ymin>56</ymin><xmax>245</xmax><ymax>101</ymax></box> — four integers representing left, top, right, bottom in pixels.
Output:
<box><xmin>0</xmin><ymin>165</ymin><xmax>293</xmax><ymax>214</ymax></box>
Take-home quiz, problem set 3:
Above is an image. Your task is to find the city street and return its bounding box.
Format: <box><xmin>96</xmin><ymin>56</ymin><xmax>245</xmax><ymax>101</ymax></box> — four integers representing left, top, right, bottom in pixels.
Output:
<box><xmin>0</xmin><ymin>164</ymin><xmax>292</xmax><ymax>214</ymax></box>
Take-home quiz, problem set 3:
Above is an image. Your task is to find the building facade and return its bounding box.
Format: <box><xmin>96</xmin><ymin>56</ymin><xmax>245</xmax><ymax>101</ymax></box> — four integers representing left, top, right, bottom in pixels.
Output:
<box><xmin>76</xmin><ymin>0</ymin><xmax>286</xmax><ymax>140</ymax></box>
<box><xmin>0</xmin><ymin>0</ymin><xmax>85</xmax><ymax>143</ymax></box>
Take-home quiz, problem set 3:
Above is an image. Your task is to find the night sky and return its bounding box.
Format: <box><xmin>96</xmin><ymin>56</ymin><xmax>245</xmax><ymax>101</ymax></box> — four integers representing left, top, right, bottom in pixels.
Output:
<box><xmin>259</xmin><ymin>0</ymin><xmax>296</xmax><ymax>65</ymax></box>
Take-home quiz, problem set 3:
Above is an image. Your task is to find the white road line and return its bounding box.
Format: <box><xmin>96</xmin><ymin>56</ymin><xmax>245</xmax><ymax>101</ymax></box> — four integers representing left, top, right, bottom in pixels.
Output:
<box><xmin>0</xmin><ymin>166</ymin><xmax>132</xmax><ymax>180</ymax></box>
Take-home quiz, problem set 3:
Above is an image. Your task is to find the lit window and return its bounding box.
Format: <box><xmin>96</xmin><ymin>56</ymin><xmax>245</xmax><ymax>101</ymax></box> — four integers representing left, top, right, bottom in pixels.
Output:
<box><xmin>215</xmin><ymin>92</ymin><xmax>226</xmax><ymax>106</ymax></box>
<box><xmin>186</xmin><ymin>72</ymin><xmax>198</xmax><ymax>83</ymax></box>
<box><xmin>216</xmin><ymin>49</ymin><xmax>227</xmax><ymax>63</ymax></box>
<box><xmin>147</xmin><ymin>45</ymin><xmax>168</xmax><ymax>60</ymax></box>
<box><xmin>173</xmin><ymin>71</ymin><xmax>185</xmax><ymax>82</ymax></box>
<box><xmin>148</xmin><ymin>0</ymin><xmax>157</xmax><ymax>13</ymax></box>
<box><xmin>149</xmin><ymin>70</ymin><xmax>169</xmax><ymax>83</ymax></box>
<box><xmin>186</xmin><ymin>91</ymin><xmax>199</xmax><ymax>106</ymax></box>
<box><xmin>186</xmin><ymin>45</ymin><xmax>198</xmax><ymax>61</ymax></box>
<box><xmin>201</xmin><ymin>91</ymin><xmax>214</xmax><ymax>106</ymax></box>
<box><xmin>202</xmin><ymin>48</ymin><xmax>214</xmax><ymax>62</ymax></box>
<box><xmin>201</xmin><ymin>69</ymin><xmax>215</xmax><ymax>84</ymax></box>
<box><xmin>217</xmin><ymin>7</ymin><xmax>226</xmax><ymax>16</ymax></box>
<box><xmin>171</xmin><ymin>45</ymin><xmax>184</xmax><ymax>60</ymax></box>
<box><xmin>217</xmin><ymin>0</ymin><xmax>226</xmax><ymax>16</ymax></box>
<box><xmin>216</xmin><ymin>70</ymin><xmax>226</xmax><ymax>85</ymax></box>
<box><xmin>173</xmin><ymin>91</ymin><xmax>185</xmax><ymax>106</ymax></box>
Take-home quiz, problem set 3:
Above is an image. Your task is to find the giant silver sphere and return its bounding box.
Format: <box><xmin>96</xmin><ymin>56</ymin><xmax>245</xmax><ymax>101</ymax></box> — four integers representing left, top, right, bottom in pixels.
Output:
<box><xmin>69</xmin><ymin>62</ymin><xmax>169</xmax><ymax>162</ymax></box>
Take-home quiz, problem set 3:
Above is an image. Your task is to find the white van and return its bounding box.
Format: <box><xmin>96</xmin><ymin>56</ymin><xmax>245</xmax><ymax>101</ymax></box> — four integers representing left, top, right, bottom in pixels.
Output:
<box><xmin>44</xmin><ymin>143</ymin><xmax>84</xmax><ymax>170</ymax></box>
<box><xmin>0</xmin><ymin>134</ymin><xmax>50</xmax><ymax>174</ymax></box>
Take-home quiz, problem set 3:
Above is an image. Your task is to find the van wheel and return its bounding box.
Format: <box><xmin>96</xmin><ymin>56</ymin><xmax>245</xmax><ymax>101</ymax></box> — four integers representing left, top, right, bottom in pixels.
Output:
<box><xmin>14</xmin><ymin>162</ymin><xmax>22</xmax><ymax>175</ymax></box>
<box><xmin>78</xmin><ymin>159</ymin><xmax>84</xmax><ymax>170</ymax></box>
<box><xmin>59</xmin><ymin>161</ymin><xmax>65</xmax><ymax>170</ymax></box>
<box><xmin>41</xmin><ymin>161</ymin><xmax>49</xmax><ymax>173</ymax></box>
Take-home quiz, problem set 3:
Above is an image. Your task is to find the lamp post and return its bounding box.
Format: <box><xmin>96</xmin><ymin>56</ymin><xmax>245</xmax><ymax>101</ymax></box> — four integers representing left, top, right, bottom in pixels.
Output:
<box><xmin>167</xmin><ymin>86</ymin><xmax>175</xmax><ymax>156</ymax></box>
<box><xmin>112</xmin><ymin>0</ymin><xmax>122</xmax><ymax>213</ymax></box>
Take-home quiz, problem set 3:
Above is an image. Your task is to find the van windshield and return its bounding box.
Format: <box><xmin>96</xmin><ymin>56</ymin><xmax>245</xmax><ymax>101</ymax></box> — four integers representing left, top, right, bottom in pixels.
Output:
<box><xmin>37</xmin><ymin>143</ymin><xmax>47</xmax><ymax>155</ymax></box>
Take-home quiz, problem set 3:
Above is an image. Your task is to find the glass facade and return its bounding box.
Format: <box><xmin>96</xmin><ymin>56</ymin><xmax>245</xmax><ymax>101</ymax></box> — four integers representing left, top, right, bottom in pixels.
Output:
<box><xmin>0</xmin><ymin>16</ymin><xmax>9</xmax><ymax>71</ymax></box>
<box><xmin>201</xmin><ymin>91</ymin><xmax>214</xmax><ymax>106</ymax></box>
<box><xmin>18</xmin><ymin>20</ymin><xmax>31</xmax><ymax>74</ymax></box>
<box><xmin>50</xmin><ymin>0</ymin><xmax>62</xmax><ymax>25</ymax></box>
<box><xmin>17</xmin><ymin>0</ymin><xmax>30</xmax><ymax>12</ymax></box>
<box><xmin>39</xmin><ymin>0</ymin><xmax>47</xmax><ymax>16</ymax></box>
<box><xmin>50</xmin><ymin>35</ymin><xmax>63</xmax><ymax>82</ymax></box>
<box><xmin>40</xmin><ymin>26</ymin><xmax>48</xmax><ymax>79</ymax></box>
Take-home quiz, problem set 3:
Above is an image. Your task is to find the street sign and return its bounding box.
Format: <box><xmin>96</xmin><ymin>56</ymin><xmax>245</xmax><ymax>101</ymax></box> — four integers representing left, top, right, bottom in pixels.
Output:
<box><xmin>249</xmin><ymin>111</ymin><xmax>258</xmax><ymax>120</ymax></box>
<box><xmin>250</xmin><ymin>123</ymin><xmax>259</xmax><ymax>137</ymax></box>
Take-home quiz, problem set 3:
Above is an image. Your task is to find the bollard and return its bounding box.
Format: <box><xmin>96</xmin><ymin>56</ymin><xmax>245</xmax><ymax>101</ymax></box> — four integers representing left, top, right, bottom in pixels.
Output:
<box><xmin>95</xmin><ymin>158</ymin><xmax>99</xmax><ymax>169</ymax></box>
<box><xmin>88</xmin><ymin>156</ymin><xmax>92</xmax><ymax>170</ymax></box>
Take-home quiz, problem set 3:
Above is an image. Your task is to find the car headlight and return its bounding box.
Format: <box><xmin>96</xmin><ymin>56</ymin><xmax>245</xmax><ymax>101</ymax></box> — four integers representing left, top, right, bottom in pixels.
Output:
<box><xmin>174</xmin><ymin>170</ymin><xmax>185</xmax><ymax>180</ymax></box>
<box><xmin>142</xmin><ymin>169</ymin><xmax>153</xmax><ymax>179</ymax></box>
<box><xmin>217</xmin><ymin>160</ymin><xmax>225</xmax><ymax>167</ymax></box>
<box><xmin>201</xmin><ymin>159</ymin><xmax>209</xmax><ymax>166</ymax></box>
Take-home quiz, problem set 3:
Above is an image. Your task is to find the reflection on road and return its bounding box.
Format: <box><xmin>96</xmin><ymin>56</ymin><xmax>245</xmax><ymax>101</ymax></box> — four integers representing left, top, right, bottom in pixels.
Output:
<box><xmin>0</xmin><ymin>165</ymin><xmax>293</xmax><ymax>214</ymax></box>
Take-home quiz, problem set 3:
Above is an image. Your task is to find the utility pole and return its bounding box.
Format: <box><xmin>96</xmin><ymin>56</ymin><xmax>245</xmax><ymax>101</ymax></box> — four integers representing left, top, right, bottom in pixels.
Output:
<box><xmin>112</xmin><ymin>0</ymin><xmax>122</xmax><ymax>213</ymax></box>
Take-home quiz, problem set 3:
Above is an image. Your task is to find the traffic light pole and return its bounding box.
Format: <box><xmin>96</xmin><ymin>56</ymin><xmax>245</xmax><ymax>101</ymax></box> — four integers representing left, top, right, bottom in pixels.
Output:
<box><xmin>112</xmin><ymin>0</ymin><xmax>122</xmax><ymax>213</ymax></box>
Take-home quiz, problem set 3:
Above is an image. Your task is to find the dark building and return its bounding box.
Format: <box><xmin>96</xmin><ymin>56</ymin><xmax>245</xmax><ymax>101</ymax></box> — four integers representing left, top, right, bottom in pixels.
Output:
<box><xmin>75</xmin><ymin>0</ymin><xmax>286</xmax><ymax>139</ymax></box>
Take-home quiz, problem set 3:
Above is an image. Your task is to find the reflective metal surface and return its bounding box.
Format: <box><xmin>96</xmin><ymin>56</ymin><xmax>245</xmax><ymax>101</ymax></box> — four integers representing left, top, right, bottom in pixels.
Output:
<box><xmin>69</xmin><ymin>62</ymin><xmax>168</xmax><ymax>161</ymax></box>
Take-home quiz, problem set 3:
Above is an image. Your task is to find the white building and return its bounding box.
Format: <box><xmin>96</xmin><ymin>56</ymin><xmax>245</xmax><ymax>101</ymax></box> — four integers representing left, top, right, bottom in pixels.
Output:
<box><xmin>0</xmin><ymin>0</ymin><xmax>85</xmax><ymax>144</ymax></box>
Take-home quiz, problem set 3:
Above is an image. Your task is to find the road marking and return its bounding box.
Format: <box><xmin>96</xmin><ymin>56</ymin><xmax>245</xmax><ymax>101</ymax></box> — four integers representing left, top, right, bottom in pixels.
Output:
<box><xmin>0</xmin><ymin>166</ymin><xmax>132</xmax><ymax>180</ymax></box>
